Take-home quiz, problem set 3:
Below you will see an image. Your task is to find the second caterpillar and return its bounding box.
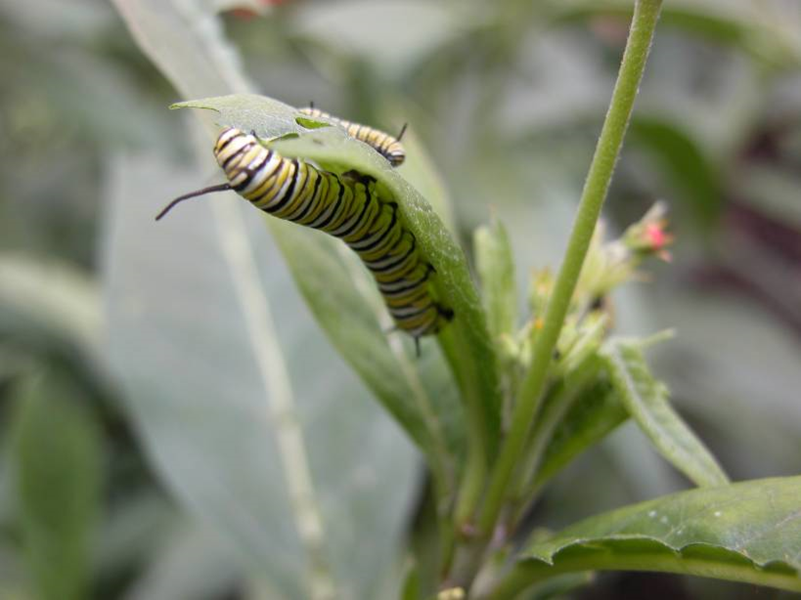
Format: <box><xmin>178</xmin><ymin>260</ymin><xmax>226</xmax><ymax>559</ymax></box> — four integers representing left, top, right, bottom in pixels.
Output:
<box><xmin>157</xmin><ymin>126</ymin><xmax>453</xmax><ymax>343</ymax></box>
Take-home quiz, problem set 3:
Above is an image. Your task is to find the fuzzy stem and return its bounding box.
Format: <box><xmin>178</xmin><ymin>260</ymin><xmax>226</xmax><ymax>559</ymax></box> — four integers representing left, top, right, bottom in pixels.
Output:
<box><xmin>477</xmin><ymin>0</ymin><xmax>664</xmax><ymax>537</ymax></box>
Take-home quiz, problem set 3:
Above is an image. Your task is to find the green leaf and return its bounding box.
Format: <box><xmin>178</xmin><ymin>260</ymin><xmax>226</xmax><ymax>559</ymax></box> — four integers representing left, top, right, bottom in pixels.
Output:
<box><xmin>530</xmin><ymin>380</ymin><xmax>628</xmax><ymax>492</ymax></box>
<box><xmin>289</xmin><ymin>0</ymin><xmax>468</xmax><ymax>78</ymax></box>
<box><xmin>400</xmin><ymin>562</ymin><xmax>421</xmax><ymax>600</ymax></box>
<box><xmin>12</xmin><ymin>368</ymin><xmax>103</xmax><ymax>600</ymax></box>
<box><xmin>497</xmin><ymin>477</ymin><xmax>801</xmax><ymax>597</ymax></box>
<box><xmin>102</xmin><ymin>152</ymin><xmax>418</xmax><ymax>600</ymax></box>
<box><xmin>474</xmin><ymin>217</ymin><xmax>518</xmax><ymax>344</ymax></box>
<box><xmin>601</xmin><ymin>338</ymin><xmax>728</xmax><ymax>488</ymax></box>
<box><xmin>270</xmin><ymin>224</ymin><xmax>465</xmax><ymax>486</ymax></box>
<box><xmin>174</xmin><ymin>93</ymin><xmax>502</xmax><ymax>459</ymax></box>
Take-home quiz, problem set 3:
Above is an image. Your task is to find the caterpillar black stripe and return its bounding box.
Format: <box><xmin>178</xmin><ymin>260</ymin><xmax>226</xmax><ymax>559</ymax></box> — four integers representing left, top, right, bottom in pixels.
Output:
<box><xmin>299</xmin><ymin>107</ymin><xmax>406</xmax><ymax>167</ymax></box>
<box><xmin>156</xmin><ymin>127</ymin><xmax>452</xmax><ymax>342</ymax></box>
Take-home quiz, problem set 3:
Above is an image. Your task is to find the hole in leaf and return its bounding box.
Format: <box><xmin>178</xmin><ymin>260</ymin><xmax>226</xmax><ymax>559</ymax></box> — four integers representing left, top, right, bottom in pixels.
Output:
<box><xmin>296</xmin><ymin>116</ymin><xmax>330</xmax><ymax>130</ymax></box>
<box><xmin>270</xmin><ymin>132</ymin><xmax>300</xmax><ymax>143</ymax></box>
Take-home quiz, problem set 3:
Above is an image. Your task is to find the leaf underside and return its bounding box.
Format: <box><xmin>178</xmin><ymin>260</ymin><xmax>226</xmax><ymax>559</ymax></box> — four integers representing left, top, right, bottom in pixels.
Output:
<box><xmin>506</xmin><ymin>477</ymin><xmax>801</xmax><ymax>595</ymax></box>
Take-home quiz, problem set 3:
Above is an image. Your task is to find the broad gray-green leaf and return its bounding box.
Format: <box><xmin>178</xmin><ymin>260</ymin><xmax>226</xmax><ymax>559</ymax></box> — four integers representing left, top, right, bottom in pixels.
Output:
<box><xmin>474</xmin><ymin>217</ymin><xmax>518</xmax><ymax>344</ymax></box>
<box><xmin>175</xmin><ymin>93</ymin><xmax>502</xmax><ymax>459</ymax></box>
<box><xmin>113</xmin><ymin>0</ymin><xmax>476</xmax><ymax>476</ymax></box>
<box><xmin>270</xmin><ymin>225</ymin><xmax>464</xmax><ymax>491</ymax></box>
<box><xmin>12</xmin><ymin>368</ymin><xmax>102</xmax><ymax>600</ymax></box>
<box><xmin>290</xmin><ymin>0</ymin><xmax>469</xmax><ymax>78</ymax></box>
<box><xmin>601</xmin><ymin>338</ymin><xmax>728</xmax><ymax>488</ymax></box>
<box><xmin>496</xmin><ymin>477</ymin><xmax>801</xmax><ymax>597</ymax></box>
<box><xmin>124</xmin><ymin>520</ymin><xmax>244</xmax><ymax>600</ymax></box>
<box><xmin>95</xmin><ymin>491</ymin><xmax>176</xmax><ymax>584</ymax></box>
<box><xmin>179</xmin><ymin>93</ymin><xmax>466</xmax><ymax>483</ymax></box>
<box><xmin>110</xmin><ymin>0</ymin><xmax>251</xmax><ymax>98</ymax></box>
<box><xmin>102</xmin><ymin>153</ymin><xmax>417</xmax><ymax>600</ymax></box>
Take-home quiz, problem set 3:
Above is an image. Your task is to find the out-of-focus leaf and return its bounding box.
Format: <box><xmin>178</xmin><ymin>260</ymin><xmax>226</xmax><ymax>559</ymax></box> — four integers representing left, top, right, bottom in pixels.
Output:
<box><xmin>102</xmin><ymin>153</ymin><xmax>418</xmax><ymax>600</ymax></box>
<box><xmin>0</xmin><ymin>0</ymin><xmax>115</xmax><ymax>40</ymax></box>
<box><xmin>547</xmin><ymin>0</ymin><xmax>801</xmax><ymax>68</ymax></box>
<box><xmin>474</xmin><ymin>217</ymin><xmax>518</xmax><ymax>343</ymax></box>
<box><xmin>123</xmin><ymin>520</ymin><xmax>244</xmax><ymax>600</ymax></box>
<box><xmin>175</xmin><ymin>93</ymin><xmax>502</xmax><ymax>459</ymax></box>
<box><xmin>601</xmin><ymin>338</ymin><xmax>729</xmax><ymax>488</ymax></box>
<box><xmin>629</xmin><ymin>117</ymin><xmax>722</xmax><ymax>226</ymax></box>
<box><xmin>290</xmin><ymin>0</ymin><xmax>470</xmax><ymax>78</ymax></box>
<box><xmin>500</xmin><ymin>477</ymin><xmax>801</xmax><ymax>597</ymax></box>
<box><xmin>95</xmin><ymin>491</ymin><xmax>176</xmax><ymax>584</ymax></box>
<box><xmin>12</xmin><ymin>369</ymin><xmax>103</xmax><ymax>600</ymax></box>
<box><xmin>399</xmin><ymin>562</ymin><xmax>421</xmax><ymax>600</ymax></box>
<box><xmin>270</xmin><ymin>225</ymin><xmax>464</xmax><ymax>488</ymax></box>
<box><xmin>733</xmin><ymin>163</ymin><xmax>801</xmax><ymax>226</ymax></box>
<box><xmin>0</xmin><ymin>254</ymin><xmax>102</xmax><ymax>369</ymax></box>
<box><xmin>0</xmin><ymin>540</ymin><xmax>29</xmax><ymax>600</ymax></box>
<box><xmin>110</xmin><ymin>0</ymin><xmax>252</xmax><ymax>99</ymax></box>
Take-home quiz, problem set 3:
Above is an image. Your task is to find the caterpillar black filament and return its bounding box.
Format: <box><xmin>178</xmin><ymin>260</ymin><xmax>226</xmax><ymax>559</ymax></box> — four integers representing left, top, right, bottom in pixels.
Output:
<box><xmin>156</xmin><ymin>127</ymin><xmax>452</xmax><ymax>343</ymax></box>
<box><xmin>299</xmin><ymin>107</ymin><xmax>406</xmax><ymax>167</ymax></box>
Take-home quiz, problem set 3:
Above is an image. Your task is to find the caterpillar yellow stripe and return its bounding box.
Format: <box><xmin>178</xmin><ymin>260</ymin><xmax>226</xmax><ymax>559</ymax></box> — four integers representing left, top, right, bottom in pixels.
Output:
<box><xmin>157</xmin><ymin>127</ymin><xmax>452</xmax><ymax>342</ymax></box>
<box><xmin>299</xmin><ymin>107</ymin><xmax>406</xmax><ymax>167</ymax></box>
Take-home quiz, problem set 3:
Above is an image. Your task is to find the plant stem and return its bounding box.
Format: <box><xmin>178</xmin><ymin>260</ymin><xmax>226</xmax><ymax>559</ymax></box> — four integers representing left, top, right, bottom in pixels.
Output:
<box><xmin>509</xmin><ymin>358</ymin><xmax>600</xmax><ymax>512</ymax></box>
<box><xmin>477</xmin><ymin>0</ymin><xmax>664</xmax><ymax>536</ymax></box>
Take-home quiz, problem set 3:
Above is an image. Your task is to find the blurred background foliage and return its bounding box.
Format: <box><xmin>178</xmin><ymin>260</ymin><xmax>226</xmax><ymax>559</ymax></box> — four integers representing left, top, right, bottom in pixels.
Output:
<box><xmin>0</xmin><ymin>0</ymin><xmax>799</xmax><ymax>598</ymax></box>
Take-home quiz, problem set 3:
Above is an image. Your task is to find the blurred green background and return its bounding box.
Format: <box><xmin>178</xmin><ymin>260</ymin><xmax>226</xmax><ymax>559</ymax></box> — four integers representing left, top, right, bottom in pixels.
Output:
<box><xmin>0</xmin><ymin>0</ymin><xmax>799</xmax><ymax>598</ymax></box>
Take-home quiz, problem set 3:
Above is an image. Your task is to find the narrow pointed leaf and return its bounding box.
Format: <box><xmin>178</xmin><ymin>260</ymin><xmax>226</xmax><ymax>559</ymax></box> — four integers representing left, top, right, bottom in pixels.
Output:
<box><xmin>601</xmin><ymin>338</ymin><xmax>728</xmax><ymax>488</ymax></box>
<box><xmin>474</xmin><ymin>217</ymin><xmax>518</xmax><ymax>344</ymax></box>
<box><xmin>12</xmin><ymin>369</ymin><xmax>102</xmax><ymax>600</ymax></box>
<box><xmin>531</xmin><ymin>381</ymin><xmax>628</xmax><ymax>491</ymax></box>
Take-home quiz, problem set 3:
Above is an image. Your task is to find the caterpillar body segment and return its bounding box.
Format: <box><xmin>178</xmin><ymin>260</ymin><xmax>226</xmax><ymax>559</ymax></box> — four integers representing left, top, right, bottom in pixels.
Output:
<box><xmin>299</xmin><ymin>107</ymin><xmax>406</xmax><ymax>167</ymax></box>
<box><xmin>162</xmin><ymin>126</ymin><xmax>451</xmax><ymax>342</ymax></box>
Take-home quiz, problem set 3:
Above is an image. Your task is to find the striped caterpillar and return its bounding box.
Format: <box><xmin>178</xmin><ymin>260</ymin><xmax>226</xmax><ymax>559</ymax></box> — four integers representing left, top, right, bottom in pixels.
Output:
<box><xmin>157</xmin><ymin>121</ymin><xmax>452</xmax><ymax>346</ymax></box>
<box><xmin>298</xmin><ymin>106</ymin><xmax>406</xmax><ymax>167</ymax></box>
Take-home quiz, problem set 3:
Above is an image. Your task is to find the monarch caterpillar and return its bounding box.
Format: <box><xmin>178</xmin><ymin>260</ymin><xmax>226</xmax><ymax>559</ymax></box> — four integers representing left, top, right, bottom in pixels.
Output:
<box><xmin>156</xmin><ymin>126</ymin><xmax>452</xmax><ymax>347</ymax></box>
<box><xmin>299</xmin><ymin>106</ymin><xmax>407</xmax><ymax>167</ymax></box>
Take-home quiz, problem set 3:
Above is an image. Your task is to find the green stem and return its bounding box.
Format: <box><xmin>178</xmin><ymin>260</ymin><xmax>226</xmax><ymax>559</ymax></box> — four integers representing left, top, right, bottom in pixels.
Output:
<box><xmin>477</xmin><ymin>0</ymin><xmax>663</xmax><ymax>535</ymax></box>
